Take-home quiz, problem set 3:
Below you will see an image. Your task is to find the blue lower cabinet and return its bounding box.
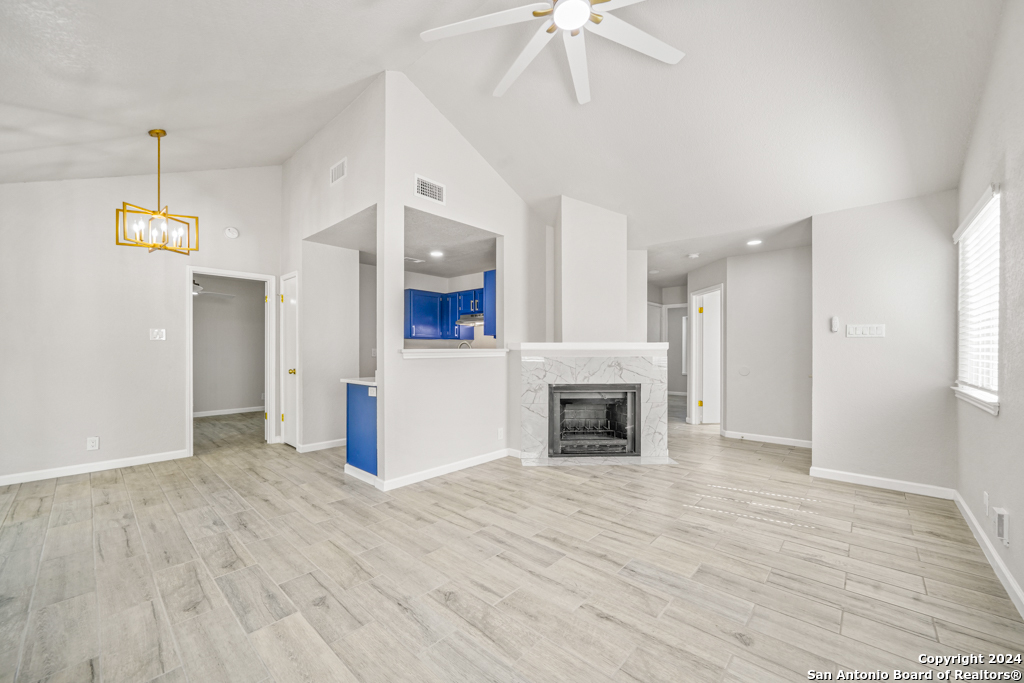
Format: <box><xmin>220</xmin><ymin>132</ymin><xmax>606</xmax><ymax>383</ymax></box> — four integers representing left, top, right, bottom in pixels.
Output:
<box><xmin>346</xmin><ymin>383</ymin><xmax>377</xmax><ymax>475</ymax></box>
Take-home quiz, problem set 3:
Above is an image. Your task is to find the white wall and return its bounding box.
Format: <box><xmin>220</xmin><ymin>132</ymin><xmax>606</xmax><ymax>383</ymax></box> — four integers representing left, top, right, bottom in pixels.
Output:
<box><xmin>556</xmin><ymin>196</ymin><xmax>628</xmax><ymax>342</ymax></box>
<box><xmin>193</xmin><ymin>275</ymin><xmax>266</xmax><ymax>414</ymax></box>
<box><xmin>812</xmin><ymin>191</ymin><xmax>958</xmax><ymax>487</ymax></box>
<box><xmin>300</xmin><ymin>241</ymin><xmax>360</xmax><ymax>447</ymax></box>
<box><xmin>661</xmin><ymin>285</ymin><xmax>687</xmax><ymax>305</ymax></box>
<box><xmin>647</xmin><ymin>283</ymin><xmax>662</xmax><ymax>304</ymax></box>
<box><xmin>725</xmin><ymin>247</ymin><xmax>811</xmax><ymax>442</ymax></box>
<box><xmin>359</xmin><ymin>263</ymin><xmax>377</xmax><ymax>378</ymax></box>
<box><xmin>0</xmin><ymin>166</ymin><xmax>283</xmax><ymax>479</ymax></box>
<box><xmin>667</xmin><ymin>307</ymin><xmax>687</xmax><ymax>394</ymax></box>
<box><xmin>381</xmin><ymin>72</ymin><xmax>545</xmax><ymax>482</ymax></box>
<box><xmin>956</xmin><ymin>1</ymin><xmax>1024</xmax><ymax>598</ymax></box>
<box><xmin>626</xmin><ymin>250</ymin><xmax>648</xmax><ymax>343</ymax></box>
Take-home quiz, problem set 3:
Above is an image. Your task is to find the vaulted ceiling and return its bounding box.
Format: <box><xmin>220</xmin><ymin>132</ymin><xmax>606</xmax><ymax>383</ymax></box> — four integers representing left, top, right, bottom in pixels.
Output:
<box><xmin>0</xmin><ymin>0</ymin><xmax>1005</xmax><ymax>283</ymax></box>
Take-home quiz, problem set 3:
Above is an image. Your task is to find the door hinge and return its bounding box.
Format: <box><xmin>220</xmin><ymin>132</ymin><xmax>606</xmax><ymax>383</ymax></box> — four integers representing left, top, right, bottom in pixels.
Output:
<box><xmin>698</xmin><ymin>400</ymin><xmax>703</xmax><ymax>406</ymax></box>
<box><xmin>264</xmin><ymin>412</ymin><xmax>267</xmax><ymax>420</ymax></box>
<box><xmin>699</xmin><ymin>307</ymin><xmax>703</xmax><ymax>313</ymax></box>
<box><xmin>265</xmin><ymin>295</ymin><xmax>268</xmax><ymax>303</ymax></box>
<box><xmin>281</xmin><ymin>414</ymin><xmax>285</xmax><ymax>422</ymax></box>
<box><xmin>281</xmin><ymin>294</ymin><xmax>284</xmax><ymax>303</ymax></box>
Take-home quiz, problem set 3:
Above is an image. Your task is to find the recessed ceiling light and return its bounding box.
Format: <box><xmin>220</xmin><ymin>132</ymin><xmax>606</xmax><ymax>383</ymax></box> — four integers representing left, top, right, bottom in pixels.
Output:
<box><xmin>649</xmin><ymin>270</ymin><xmax>660</xmax><ymax>274</ymax></box>
<box><xmin>430</xmin><ymin>250</ymin><xmax>443</xmax><ymax>257</ymax></box>
<box><xmin>688</xmin><ymin>253</ymin><xmax>700</xmax><ymax>259</ymax></box>
<box><xmin>747</xmin><ymin>240</ymin><xmax>762</xmax><ymax>246</ymax></box>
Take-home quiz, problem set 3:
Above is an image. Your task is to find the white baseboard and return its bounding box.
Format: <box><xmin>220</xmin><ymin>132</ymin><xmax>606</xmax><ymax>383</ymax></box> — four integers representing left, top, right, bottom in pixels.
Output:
<box><xmin>0</xmin><ymin>449</ymin><xmax>190</xmax><ymax>486</ymax></box>
<box><xmin>505</xmin><ymin>449</ymin><xmax>523</xmax><ymax>459</ymax></box>
<box><xmin>808</xmin><ymin>466</ymin><xmax>956</xmax><ymax>500</ymax></box>
<box><xmin>668</xmin><ymin>391</ymin><xmax>687</xmax><ymax>396</ymax></box>
<box><xmin>344</xmin><ymin>448</ymin><xmax>513</xmax><ymax>492</ymax></box>
<box><xmin>954</xmin><ymin>491</ymin><xmax>1024</xmax><ymax>619</ymax></box>
<box><xmin>297</xmin><ymin>438</ymin><xmax>346</xmax><ymax>454</ymax></box>
<box><xmin>193</xmin><ymin>406</ymin><xmax>264</xmax><ymax>418</ymax></box>
<box><xmin>344</xmin><ymin>464</ymin><xmax>379</xmax><ymax>487</ymax></box>
<box><xmin>722</xmin><ymin>430</ymin><xmax>812</xmax><ymax>449</ymax></box>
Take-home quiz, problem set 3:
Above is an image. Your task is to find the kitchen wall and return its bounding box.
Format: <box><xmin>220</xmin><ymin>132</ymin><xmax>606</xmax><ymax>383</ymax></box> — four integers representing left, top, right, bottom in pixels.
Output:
<box><xmin>0</xmin><ymin>165</ymin><xmax>283</xmax><ymax>481</ymax></box>
<box><xmin>359</xmin><ymin>263</ymin><xmax>376</xmax><ymax>377</ymax></box>
<box><xmin>956</xmin><ymin>0</ymin><xmax>1024</xmax><ymax>610</ymax></box>
<box><xmin>811</xmin><ymin>191</ymin><xmax>958</xmax><ymax>488</ymax></box>
<box><xmin>192</xmin><ymin>275</ymin><xmax>266</xmax><ymax>415</ymax></box>
<box><xmin>300</xmin><ymin>241</ymin><xmax>360</xmax><ymax>448</ymax></box>
<box><xmin>725</xmin><ymin>246</ymin><xmax>811</xmax><ymax>443</ymax></box>
<box><xmin>380</xmin><ymin>72</ymin><xmax>547</xmax><ymax>482</ymax></box>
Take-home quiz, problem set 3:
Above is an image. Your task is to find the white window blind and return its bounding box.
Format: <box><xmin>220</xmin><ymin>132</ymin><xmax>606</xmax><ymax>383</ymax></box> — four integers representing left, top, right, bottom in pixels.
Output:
<box><xmin>956</xmin><ymin>190</ymin><xmax>1000</xmax><ymax>394</ymax></box>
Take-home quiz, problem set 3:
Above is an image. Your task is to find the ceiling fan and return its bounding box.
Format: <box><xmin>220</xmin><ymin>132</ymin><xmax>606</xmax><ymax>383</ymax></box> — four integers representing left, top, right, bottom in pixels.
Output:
<box><xmin>421</xmin><ymin>0</ymin><xmax>683</xmax><ymax>104</ymax></box>
<box><xmin>192</xmin><ymin>280</ymin><xmax>235</xmax><ymax>298</ymax></box>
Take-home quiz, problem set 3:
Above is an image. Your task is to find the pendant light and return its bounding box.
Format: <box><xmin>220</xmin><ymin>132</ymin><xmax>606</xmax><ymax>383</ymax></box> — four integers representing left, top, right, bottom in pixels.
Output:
<box><xmin>115</xmin><ymin>130</ymin><xmax>198</xmax><ymax>255</ymax></box>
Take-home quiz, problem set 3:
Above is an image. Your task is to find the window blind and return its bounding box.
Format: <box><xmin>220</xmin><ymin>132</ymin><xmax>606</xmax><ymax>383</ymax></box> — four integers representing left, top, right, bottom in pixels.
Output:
<box><xmin>957</xmin><ymin>192</ymin><xmax>1000</xmax><ymax>394</ymax></box>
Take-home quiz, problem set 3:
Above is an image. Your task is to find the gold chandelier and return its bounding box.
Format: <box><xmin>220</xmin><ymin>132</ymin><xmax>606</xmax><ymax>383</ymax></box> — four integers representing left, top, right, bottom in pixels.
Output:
<box><xmin>115</xmin><ymin>129</ymin><xmax>198</xmax><ymax>255</ymax></box>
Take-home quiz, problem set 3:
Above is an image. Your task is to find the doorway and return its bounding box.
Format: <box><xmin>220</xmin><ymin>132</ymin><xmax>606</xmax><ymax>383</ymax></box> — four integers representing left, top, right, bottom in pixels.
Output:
<box><xmin>281</xmin><ymin>272</ymin><xmax>299</xmax><ymax>448</ymax></box>
<box><xmin>689</xmin><ymin>285</ymin><xmax>722</xmax><ymax>426</ymax></box>
<box><xmin>186</xmin><ymin>266</ymin><xmax>277</xmax><ymax>456</ymax></box>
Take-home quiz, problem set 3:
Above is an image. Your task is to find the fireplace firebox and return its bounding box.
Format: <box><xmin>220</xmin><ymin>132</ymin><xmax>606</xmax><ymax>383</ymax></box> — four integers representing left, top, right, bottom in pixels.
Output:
<box><xmin>548</xmin><ymin>384</ymin><xmax>640</xmax><ymax>456</ymax></box>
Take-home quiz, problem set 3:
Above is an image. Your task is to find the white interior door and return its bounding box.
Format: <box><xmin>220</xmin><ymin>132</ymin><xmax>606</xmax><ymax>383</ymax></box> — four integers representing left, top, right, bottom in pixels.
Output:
<box><xmin>701</xmin><ymin>290</ymin><xmax>722</xmax><ymax>424</ymax></box>
<box><xmin>283</xmin><ymin>275</ymin><xmax>298</xmax><ymax>447</ymax></box>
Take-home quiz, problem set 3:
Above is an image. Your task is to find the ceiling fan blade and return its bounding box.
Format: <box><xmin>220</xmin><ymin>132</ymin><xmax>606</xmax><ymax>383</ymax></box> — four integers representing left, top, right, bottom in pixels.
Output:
<box><xmin>591</xmin><ymin>0</ymin><xmax>648</xmax><ymax>10</ymax></box>
<box><xmin>563</xmin><ymin>30</ymin><xmax>591</xmax><ymax>104</ymax></box>
<box><xmin>421</xmin><ymin>3</ymin><xmax>551</xmax><ymax>42</ymax></box>
<box><xmin>586</xmin><ymin>13</ymin><xmax>684</xmax><ymax>64</ymax></box>
<box><xmin>493</xmin><ymin>20</ymin><xmax>557</xmax><ymax>97</ymax></box>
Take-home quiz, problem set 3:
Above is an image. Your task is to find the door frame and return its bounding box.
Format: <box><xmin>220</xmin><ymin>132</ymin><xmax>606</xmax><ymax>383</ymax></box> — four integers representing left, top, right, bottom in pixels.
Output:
<box><xmin>688</xmin><ymin>284</ymin><xmax>724</xmax><ymax>429</ymax></box>
<box><xmin>280</xmin><ymin>271</ymin><xmax>301</xmax><ymax>448</ymax></box>
<box><xmin>186</xmin><ymin>266</ymin><xmax>279</xmax><ymax>457</ymax></box>
<box><xmin>659</xmin><ymin>302</ymin><xmax>688</xmax><ymax>395</ymax></box>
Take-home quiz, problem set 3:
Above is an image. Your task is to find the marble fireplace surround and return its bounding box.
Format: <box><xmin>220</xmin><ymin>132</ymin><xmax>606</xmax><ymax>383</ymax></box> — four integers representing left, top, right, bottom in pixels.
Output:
<box><xmin>509</xmin><ymin>343</ymin><xmax>671</xmax><ymax>466</ymax></box>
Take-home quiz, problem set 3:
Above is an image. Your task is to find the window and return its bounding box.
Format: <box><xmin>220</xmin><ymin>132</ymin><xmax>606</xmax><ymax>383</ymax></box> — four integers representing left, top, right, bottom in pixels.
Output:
<box><xmin>953</xmin><ymin>185</ymin><xmax>1000</xmax><ymax>415</ymax></box>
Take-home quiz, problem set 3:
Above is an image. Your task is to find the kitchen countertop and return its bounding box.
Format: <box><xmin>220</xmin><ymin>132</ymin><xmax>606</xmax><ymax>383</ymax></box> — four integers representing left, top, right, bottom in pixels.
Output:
<box><xmin>340</xmin><ymin>377</ymin><xmax>377</xmax><ymax>387</ymax></box>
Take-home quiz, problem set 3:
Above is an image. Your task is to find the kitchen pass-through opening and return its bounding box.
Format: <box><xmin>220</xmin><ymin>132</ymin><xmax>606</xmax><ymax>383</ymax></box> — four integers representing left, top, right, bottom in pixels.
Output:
<box><xmin>548</xmin><ymin>384</ymin><xmax>640</xmax><ymax>456</ymax></box>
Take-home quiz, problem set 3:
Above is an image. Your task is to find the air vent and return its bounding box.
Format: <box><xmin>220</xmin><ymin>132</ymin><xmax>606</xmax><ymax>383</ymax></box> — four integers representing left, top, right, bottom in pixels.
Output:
<box><xmin>330</xmin><ymin>158</ymin><xmax>347</xmax><ymax>185</ymax></box>
<box><xmin>415</xmin><ymin>175</ymin><xmax>446</xmax><ymax>205</ymax></box>
<box><xmin>404</xmin><ymin>256</ymin><xmax>425</xmax><ymax>264</ymax></box>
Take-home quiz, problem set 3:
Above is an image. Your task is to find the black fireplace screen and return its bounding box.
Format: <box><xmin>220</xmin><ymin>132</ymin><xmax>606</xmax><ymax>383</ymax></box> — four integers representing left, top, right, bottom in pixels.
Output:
<box><xmin>548</xmin><ymin>384</ymin><xmax>640</xmax><ymax>456</ymax></box>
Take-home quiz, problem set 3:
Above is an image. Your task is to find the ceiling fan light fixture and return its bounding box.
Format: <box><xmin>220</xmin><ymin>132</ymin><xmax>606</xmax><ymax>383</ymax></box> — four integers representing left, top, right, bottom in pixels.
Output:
<box><xmin>553</xmin><ymin>0</ymin><xmax>591</xmax><ymax>31</ymax></box>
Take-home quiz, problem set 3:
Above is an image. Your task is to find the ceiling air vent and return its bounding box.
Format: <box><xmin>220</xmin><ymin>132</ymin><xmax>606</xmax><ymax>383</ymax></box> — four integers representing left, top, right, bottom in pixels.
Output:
<box><xmin>404</xmin><ymin>256</ymin><xmax>425</xmax><ymax>264</ymax></box>
<box><xmin>329</xmin><ymin>158</ymin><xmax>347</xmax><ymax>186</ymax></box>
<box><xmin>415</xmin><ymin>175</ymin><xmax>446</xmax><ymax>205</ymax></box>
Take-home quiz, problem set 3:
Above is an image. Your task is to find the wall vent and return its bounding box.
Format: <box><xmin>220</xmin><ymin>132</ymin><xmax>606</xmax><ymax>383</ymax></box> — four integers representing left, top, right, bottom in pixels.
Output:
<box><xmin>330</xmin><ymin>158</ymin><xmax>347</xmax><ymax>185</ymax></box>
<box><xmin>993</xmin><ymin>507</ymin><xmax>1010</xmax><ymax>547</ymax></box>
<box><xmin>404</xmin><ymin>256</ymin><xmax>425</xmax><ymax>264</ymax></box>
<box><xmin>415</xmin><ymin>175</ymin><xmax>446</xmax><ymax>205</ymax></box>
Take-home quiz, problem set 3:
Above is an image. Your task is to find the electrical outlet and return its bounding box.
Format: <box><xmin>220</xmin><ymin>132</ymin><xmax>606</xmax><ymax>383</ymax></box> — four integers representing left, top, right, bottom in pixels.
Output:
<box><xmin>984</xmin><ymin>491</ymin><xmax>989</xmax><ymax>517</ymax></box>
<box><xmin>149</xmin><ymin>328</ymin><xmax>166</xmax><ymax>341</ymax></box>
<box><xmin>371</xmin><ymin>348</ymin><xmax>377</xmax><ymax>358</ymax></box>
<box><xmin>261</xmin><ymin>392</ymin><xmax>265</xmax><ymax>400</ymax></box>
<box><xmin>497</xmin><ymin>427</ymin><xmax>503</xmax><ymax>440</ymax></box>
<box><xmin>86</xmin><ymin>437</ymin><xmax>100</xmax><ymax>451</ymax></box>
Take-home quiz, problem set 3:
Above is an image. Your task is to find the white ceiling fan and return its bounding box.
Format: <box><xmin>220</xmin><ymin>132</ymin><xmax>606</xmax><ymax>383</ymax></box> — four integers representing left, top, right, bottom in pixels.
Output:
<box><xmin>421</xmin><ymin>0</ymin><xmax>684</xmax><ymax>104</ymax></box>
<box><xmin>192</xmin><ymin>280</ymin><xmax>235</xmax><ymax>298</ymax></box>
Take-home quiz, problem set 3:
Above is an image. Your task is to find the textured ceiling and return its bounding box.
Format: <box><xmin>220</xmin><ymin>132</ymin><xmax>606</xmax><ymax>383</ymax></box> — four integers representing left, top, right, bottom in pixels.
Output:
<box><xmin>0</xmin><ymin>0</ymin><xmax>1005</xmax><ymax>277</ymax></box>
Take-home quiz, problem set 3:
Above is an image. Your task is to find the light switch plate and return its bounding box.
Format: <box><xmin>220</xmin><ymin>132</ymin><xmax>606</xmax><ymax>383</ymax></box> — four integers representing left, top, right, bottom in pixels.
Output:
<box><xmin>86</xmin><ymin>437</ymin><xmax>99</xmax><ymax>451</ymax></box>
<box><xmin>149</xmin><ymin>329</ymin><xmax>166</xmax><ymax>341</ymax></box>
<box><xmin>371</xmin><ymin>348</ymin><xmax>377</xmax><ymax>358</ymax></box>
<box><xmin>846</xmin><ymin>324</ymin><xmax>885</xmax><ymax>338</ymax></box>
<box><xmin>368</xmin><ymin>387</ymin><xmax>377</xmax><ymax>397</ymax></box>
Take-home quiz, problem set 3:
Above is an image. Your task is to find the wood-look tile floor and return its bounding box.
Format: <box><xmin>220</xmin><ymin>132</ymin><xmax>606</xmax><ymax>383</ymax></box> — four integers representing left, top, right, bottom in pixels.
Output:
<box><xmin>2</xmin><ymin>410</ymin><xmax>1022</xmax><ymax>683</ymax></box>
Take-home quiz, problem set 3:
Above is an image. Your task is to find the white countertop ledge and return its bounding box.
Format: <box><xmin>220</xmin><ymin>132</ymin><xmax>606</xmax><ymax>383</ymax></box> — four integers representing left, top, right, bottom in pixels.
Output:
<box><xmin>340</xmin><ymin>377</ymin><xmax>377</xmax><ymax>386</ymax></box>
<box><xmin>509</xmin><ymin>342</ymin><xmax>669</xmax><ymax>352</ymax></box>
<box><xmin>400</xmin><ymin>349</ymin><xmax>509</xmax><ymax>359</ymax></box>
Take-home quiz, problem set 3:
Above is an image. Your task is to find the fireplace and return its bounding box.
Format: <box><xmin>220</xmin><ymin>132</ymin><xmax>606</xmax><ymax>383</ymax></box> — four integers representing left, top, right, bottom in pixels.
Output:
<box><xmin>548</xmin><ymin>384</ymin><xmax>640</xmax><ymax>456</ymax></box>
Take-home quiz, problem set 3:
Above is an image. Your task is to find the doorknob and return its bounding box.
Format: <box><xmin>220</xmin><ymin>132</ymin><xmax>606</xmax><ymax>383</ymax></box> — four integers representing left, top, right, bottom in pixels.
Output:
<box><xmin>288</xmin><ymin>369</ymin><xmax>296</xmax><ymax>374</ymax></box>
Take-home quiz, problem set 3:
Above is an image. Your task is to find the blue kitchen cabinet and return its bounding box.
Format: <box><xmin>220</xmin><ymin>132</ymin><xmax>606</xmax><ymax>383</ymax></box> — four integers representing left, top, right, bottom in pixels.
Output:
<box><xmin>456</xmin><ymin>290</ymin><xmax>474</xmax><ymax>316</ymax></box>
<box><xmin>346</xmin><ymin>383</ymin><xmax>377</xmax><ymax>475</ymax></box>
<box><xmin>483</xmin><ymin>269</ymin><xmax>496</xmax><ymax>337</ymax></box>
<box><xmin>405</xmin><ymin>289</ymin><xmax>442</xmax><ymax>339</ymax></box>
